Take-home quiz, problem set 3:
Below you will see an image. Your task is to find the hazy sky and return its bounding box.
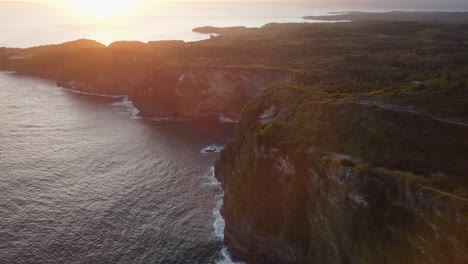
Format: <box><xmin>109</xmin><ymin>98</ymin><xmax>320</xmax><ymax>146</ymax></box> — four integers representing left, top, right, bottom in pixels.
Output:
<box><xmin>324</xmin><ymin>0</ymin><xmax>468</xmax><ymax>9</ymax></box>
<box><xmin>1</xmin><ymin>0</ymin><xmax>468</xmax><ymax>10</ymax></box>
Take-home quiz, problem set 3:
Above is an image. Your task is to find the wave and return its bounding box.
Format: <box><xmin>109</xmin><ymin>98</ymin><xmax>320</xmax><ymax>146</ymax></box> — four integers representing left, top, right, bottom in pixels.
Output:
<box><xmin>55</xmin><ymin>85</ymin><xmax>125</xmax><ymax>99</ymax></box>
<box><xmin>111</xmin><ymin>97</ymin><xmax>141</xmax><ymax>119</ymax></box>
<box><xmin>219</xmin><ymin>114</ymin><xmax>238</xmax><ymax>123</ymax></box>
<box><xmin>205</xmin><ymin>166</ymin><xmax>244</xmax><ymax>264</ymax></box>
<box><xmin>213</xmin><ymin>193</ymin><xmax>225</xmax><ymax>239</ymax></box>
<box><xmin>148</xmin><ymin>113</ymin><xmax>238</xmax><ymax>124</ymax></box>
<box><xmin>54</xmin><ymin>85</ymin><xmax>142</xmax><ymax>119</ymax></box>
<box><xmin>0</xmin><ymin>70</ymin><xmax>17</xmax><ymax>74</ymax></box>
<box><xmin>147</xmin><ymin>116</ymin><xmax>194</xmax><ymax>122</ymax></box>
<box><xmin>200</xmin><ymin>145</ymin><xmax>225</xmax><ymax>154</ymax></box>
<box><xmin>217</xmin><ymin>247</ymin><xmax>244</xmax><ymax>264</ymax></box>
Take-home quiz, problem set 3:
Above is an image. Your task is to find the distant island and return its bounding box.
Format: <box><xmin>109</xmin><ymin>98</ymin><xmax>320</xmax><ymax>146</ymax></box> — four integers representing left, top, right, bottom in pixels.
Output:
<box><xmin>1</xmin><ymin>12</ymin><xmax>467</xmax><ymax>264</ymax></box>
<box><xmin>192</xmin><ymin>26</ymin><xmax>249</xmax><ymax>35</ymax></box>
<box><xmin>304</xmin><ymin>11</ymin><xmax>468</xmax><ymax>23</ymax></box>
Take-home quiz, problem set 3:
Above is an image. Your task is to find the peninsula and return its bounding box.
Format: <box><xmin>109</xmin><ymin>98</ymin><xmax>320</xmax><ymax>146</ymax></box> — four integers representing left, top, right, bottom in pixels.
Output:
<box><xmin>304</xmin><ymin>11</ymin><xmax>468</xmax><ymax>23</ymax></box>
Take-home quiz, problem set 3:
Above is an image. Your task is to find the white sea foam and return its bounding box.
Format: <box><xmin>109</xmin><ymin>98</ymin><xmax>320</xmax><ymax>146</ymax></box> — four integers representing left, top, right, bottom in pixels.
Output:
<box><xmin>213</xmin><ymin>193</ymin><xmax>225</xmax><ymax>239</ymax></box>
<box><xmin>200</xmin><ymin>145</ymin><xmax>225</xmax><ymax>154</ymax></box>
<box><xmin>54</xmin><ymin>85</ymin><xmax>142</xmax><ymax>119</ymax></box>
<box><xmin>205</xmin><ymin>166</ymin><xmax>245</xmax><ymax>264</ymax></box>
<box><xmin>56</xmin><ymin>85</ymin><xmax>125</xmax><ymax>99</ymax></box>
<box><xmin>205</xmin><ymin>167</ymin><xmax>224</xmax><ymax>240</ymax></box>
<box><xmin>219</xmin><ymin>115</ymin><xmax>238</xmax><ymax>123</ymax></box>
<box><xmin>202</xmin><ymin>173</ymin><xmax>221</xmax><ymax>188</ymax></box>
<box><xmin>112</xmin><ymin>97</ymin><xmax>141</xmax><ymax>119</ymax></box>
<box><xmin>217</xmin><ymin>247</ymin><xmax>245</xmax><ymax>264</ymax></box>
<box><xmin>145</xmin><ymin>113</ymin><xmax>238</xmax><ymax>123</ymax></box>
<box><xmin>147</xmin><ymin>116</ymin><xmax>199</xmax><ymax>122</ymax></box>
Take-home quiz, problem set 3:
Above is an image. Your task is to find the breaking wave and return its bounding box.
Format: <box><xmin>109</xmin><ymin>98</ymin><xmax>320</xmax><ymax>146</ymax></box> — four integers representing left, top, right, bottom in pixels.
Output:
<box><xmin>205</xmin><ymin>167</ymin><xmax>244</xmax><ymax>264</ymax></box>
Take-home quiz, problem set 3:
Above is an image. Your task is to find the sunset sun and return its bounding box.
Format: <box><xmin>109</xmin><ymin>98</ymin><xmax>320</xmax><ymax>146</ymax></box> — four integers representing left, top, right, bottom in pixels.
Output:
<box><xmin>62</xmin><ymin>0</ymin><xmax>140</xmax><ymax>19</ymax></box>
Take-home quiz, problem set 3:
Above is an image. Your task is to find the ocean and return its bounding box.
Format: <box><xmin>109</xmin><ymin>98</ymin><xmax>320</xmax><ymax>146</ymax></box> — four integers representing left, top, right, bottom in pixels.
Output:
<box><xmin>0</xmin><ymin>1</ymin><xmax>337</xmax><ymax>48</ymax></box>
<box><xmin>1</xmin><ymin>1</ymin><xmax>467</xmax><ymax>263</ymax></box>
<box><xmin>1</xmin><ymin>1</ymin><xmax>467</xmax><ymax>49</ymax></box>
<box><xmin>0</xmin><ymin>71</ymin><xmax>236</xmax><ymax>263</ymax></box>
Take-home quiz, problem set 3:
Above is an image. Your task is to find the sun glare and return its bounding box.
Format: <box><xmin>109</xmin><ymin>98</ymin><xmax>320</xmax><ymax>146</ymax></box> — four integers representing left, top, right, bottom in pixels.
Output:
<box><xmin>61</xmin><ymin>0</ymin><xmax>140</xmax><ymax>20</ymax></box>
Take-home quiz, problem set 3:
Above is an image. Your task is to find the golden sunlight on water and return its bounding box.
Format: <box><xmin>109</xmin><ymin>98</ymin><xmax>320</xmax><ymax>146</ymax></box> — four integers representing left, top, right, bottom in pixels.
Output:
<box><xmin>59</xmin><ymin>0</ymin><xmax>145</xmax><ymax>20</ymax></box>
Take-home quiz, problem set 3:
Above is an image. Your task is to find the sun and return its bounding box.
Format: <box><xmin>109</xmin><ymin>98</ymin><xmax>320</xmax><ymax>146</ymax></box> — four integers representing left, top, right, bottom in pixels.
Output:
<box><xmin>61</xmin><ymin>0</ymin><xmax>140</xmax><ymax>20</ymax></box>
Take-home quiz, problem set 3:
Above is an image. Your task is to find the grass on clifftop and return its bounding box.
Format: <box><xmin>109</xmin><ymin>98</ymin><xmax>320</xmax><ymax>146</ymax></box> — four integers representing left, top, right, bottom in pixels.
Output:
<box><xmin>208</xmin><ymin>22</ymin><xmax>467</xmax><ymax>197</ymax></box>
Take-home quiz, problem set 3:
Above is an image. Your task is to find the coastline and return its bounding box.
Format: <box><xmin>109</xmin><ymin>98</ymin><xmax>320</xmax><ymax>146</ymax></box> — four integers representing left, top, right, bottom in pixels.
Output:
<box><xmin>1</xmin><ymin>14</ymin><xmax>468</xmax><ymax>263</ymax></box>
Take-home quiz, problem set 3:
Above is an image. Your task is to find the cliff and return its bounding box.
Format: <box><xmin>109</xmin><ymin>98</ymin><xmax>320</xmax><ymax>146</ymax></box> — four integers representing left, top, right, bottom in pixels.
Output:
<box><xmin>0</xmin><ymin>38</ymin><xmax>291</xmax><ymax>120</ymax></box>
<box><xmin>215</xmin><ymin>84</ymin><xmax>468</xmax><ymax>264</ymax></box>
<box><xmin>213</xmin><ymin>21</ymin><xmax>468</xmax><ymax>263</ymax></box>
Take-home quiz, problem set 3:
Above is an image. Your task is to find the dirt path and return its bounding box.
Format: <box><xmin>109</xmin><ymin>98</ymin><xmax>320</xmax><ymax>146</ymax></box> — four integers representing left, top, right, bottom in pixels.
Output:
<box><xmin>357</xmin><ymin>100</ymin><xmax>468</xmax><ymax>127</ymax></box>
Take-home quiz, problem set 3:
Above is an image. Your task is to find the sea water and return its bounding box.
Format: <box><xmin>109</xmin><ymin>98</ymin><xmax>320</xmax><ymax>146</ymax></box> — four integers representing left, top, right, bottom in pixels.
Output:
<box><xmin>0</xmin><ymin>71</ymin><xmax>235</xmax><ymax>263</ymax></box>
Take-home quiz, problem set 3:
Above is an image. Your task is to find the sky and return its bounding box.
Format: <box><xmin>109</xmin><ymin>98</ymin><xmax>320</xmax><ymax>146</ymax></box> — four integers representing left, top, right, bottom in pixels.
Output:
<box><xmin>324</xmin><ymin>0</ymin><xmax>468</xmax><ymax>9</ymax></box>
<box><xmin>0</xmin><ymin>0</ymin><xmax>466</xmax><ymax>48</ymax></box>
<box><xmin>0</xmin><ymin>0</ymin><xmax>467</xmax><ymax>10</ymax></box>
<box><xmin>2</xmin><ymin>0</ymin><xmax>467</xmax><ymax>4</ymax></box>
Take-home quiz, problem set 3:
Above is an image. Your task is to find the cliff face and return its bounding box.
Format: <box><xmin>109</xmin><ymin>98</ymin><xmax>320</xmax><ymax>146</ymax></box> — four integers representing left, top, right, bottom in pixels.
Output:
<box><xmin>215</xmin><ymin>85</ymin><xmax>468</xmax><ymax>263</ymax></box>
<box><xmin>129</xmin><ymin>66</ymin><xmax>290</xmax><ymax>119</ymax></box>
<box><xmin>0</xmin><ymin>40</ymin><xmax>291</xmax><ymax>120</ymax></box>
<box><xmin>57</xmin><ymin>65</ymin><xmax>290</xmax><ymax>119</ymax></box>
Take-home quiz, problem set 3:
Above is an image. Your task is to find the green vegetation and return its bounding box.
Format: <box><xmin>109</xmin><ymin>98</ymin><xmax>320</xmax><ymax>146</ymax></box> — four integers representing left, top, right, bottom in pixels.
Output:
<box><xmin>212</xmin><ymin>21</ymin><xmax>467</xmax><ymax>263</ymax></box>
